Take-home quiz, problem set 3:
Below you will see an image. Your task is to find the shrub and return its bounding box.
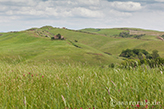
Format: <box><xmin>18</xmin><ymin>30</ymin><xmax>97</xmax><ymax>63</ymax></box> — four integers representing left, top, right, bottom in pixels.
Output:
<box><xmin>152</xmin><ymin>50</ymin><xmax>160</xmax><ymax>59</ymax></box>
<box><xmin>161</xmin><ymin>34</ymin><xmax>164</xmax><ymax>38</ymax></box>
<box><xmin>119</xmin><ymin>32</ymin><xmax>145</xmax><ymax>39</ymax></box>
<box><xmin>57</xmin><ymin>34</ymin><xmax>61</xmax><ymax>39</ymax></box>
<box><xmin>146</xmin><ymin>54</ymin><xmax>152</xmax><ymax>59</ymax></box>
<box><xmin>51</xmin><ymin>37</ymin><xmax>54</xmax><ymax>40</ymax></box>
<box><xmin>75</xmin><ymin>40</ymin><xmax>78</xmax><ymax>42</ymax></box>
<box><xmin>119</xmin><ymin>49</ymin><xmax>163</xmax><ymax>68</ymax></box>
<box><xmin>110</xmin><ymin>63</ymin><xmax>115</xmax><ymax>68</ymax></box>
<box><xmin>120</xmin><ymin>49</ymin><xmax>151</xmax><ymax>59</ymax></box>
<box><xmin>119</xmin><ymin>49</ymin><xmax>136</xmax><ymax>58</ymax></box>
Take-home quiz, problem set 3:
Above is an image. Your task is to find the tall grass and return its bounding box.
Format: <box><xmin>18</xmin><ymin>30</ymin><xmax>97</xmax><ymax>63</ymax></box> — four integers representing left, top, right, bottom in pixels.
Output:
<box><xmin>0</xmin><ymin>62</ymin><xmax>163</xmax><ymax>109</ymax></box>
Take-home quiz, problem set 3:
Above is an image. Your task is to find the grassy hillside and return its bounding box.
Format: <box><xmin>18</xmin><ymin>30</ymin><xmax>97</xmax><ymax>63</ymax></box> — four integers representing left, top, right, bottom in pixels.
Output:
<box><xmin>80</xmin><ymin>28</ymin><xmax>164</xmax><ymax>57</ymax></box>
<box><xmin>0</xmin><ymin>26</ymin><xmax>164</xmax><ymax>65</ymax></box>
<box><xmin>81</xmin><ymin>28</ymin><xmax>164</xmax><ymax>37</ymax></box>
<box><xmin>0</xmin><ymin>28</ymin><xmax>120</xmax><ymax>66</ymax></box>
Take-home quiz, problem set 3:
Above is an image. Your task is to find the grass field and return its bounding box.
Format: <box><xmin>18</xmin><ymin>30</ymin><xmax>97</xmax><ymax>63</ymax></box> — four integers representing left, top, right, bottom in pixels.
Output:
<box><xmin>0</xmin><ymin>26</ymin><xmax>164</xmax><ymax>108</ymax></box>
<box><xmin>0</xmin><ymin>62</ymin><xmax>163</xmax><ymax>109</ymax></box>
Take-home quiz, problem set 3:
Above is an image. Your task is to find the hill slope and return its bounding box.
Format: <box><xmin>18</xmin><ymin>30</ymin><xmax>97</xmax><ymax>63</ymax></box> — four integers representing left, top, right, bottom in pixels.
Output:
<box><xmin>0</xmin><ymin>26</ymin><xmax>164</xmax><ymax>65</ymax></box>
<box><xmin>0</xmin><ymin>28</ymin><xmax>120</xmax><ymax>65</ymax></box>
<box><xmin>80</xmin><ymin>28</ymin><xmax>164</xmax><ymax>57</ymax></box>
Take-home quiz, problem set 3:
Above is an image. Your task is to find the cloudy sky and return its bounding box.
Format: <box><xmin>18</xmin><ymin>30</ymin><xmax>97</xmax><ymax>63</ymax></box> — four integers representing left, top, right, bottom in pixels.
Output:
<box><xmin>0</xmin><ymin>0</ymin><xmax>164</xmax><ymax>32</ymax></box>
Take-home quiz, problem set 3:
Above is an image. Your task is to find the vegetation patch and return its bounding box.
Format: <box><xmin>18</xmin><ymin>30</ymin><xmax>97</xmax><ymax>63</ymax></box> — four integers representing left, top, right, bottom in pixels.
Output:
<box><xmin>161</xmin><ymin>35</ymin><xmax>164</xmax><ymax>38</ymax></box>
<box><xmin>157</xmin><ymin>36</ymin><xmax>164</xmax><ymax>41</ymax></box>
<box><xmin>119</xmin><ymin>49</ymin><xmax>164</xmax><ymax>68</ymax></box>
<box><xmin>119</xmin><ymin>48</ymin><xmax>149</xmax><ymax>59</ymax></box>
<box><xmin>119</xmin><ymin>32</ymin><xmax>145</xmax><ymax>39</ymax></box>
<box><xmin>104</xmin><ymin>52</ymin><xmax>112</xmax><ymax>55</ymax></box>
<box><xmin>87</xmin><ymin>52</ymin><xmax>103</xmax><ymax>56</ymax></box>
<box><xmin>51</xmin><ymin>33</ymin><xmax>65</xmax><ymax>40</ymax></box>
<box><xmin>68</xmin><ymin>40</ymin><xmax>81</xmax><ymax>48</ymax></box>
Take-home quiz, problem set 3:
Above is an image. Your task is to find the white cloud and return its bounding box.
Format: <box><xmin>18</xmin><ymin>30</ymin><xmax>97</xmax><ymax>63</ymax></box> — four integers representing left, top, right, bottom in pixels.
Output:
<box><xmin>71</xmin><ymin>7</ymin><xmax>103</xmax><ymax>18</ymax></box>
<box><xmin>0</xmin><ymin>5</ymin><xmax>7</xmax><ymax>11</ymax></box>
<box><xmin>111</xmin><ymin>1</ymin><xmax>142</xmax><ymax>11</ymax></box>
<box><xmin>0</xmin><ymin>0</ymin><xmax>164</xmax><ymax>32</ymax></box>
<box><xmin>77</xmin><ymin>0</ymin><xmax>100</xmax><ymax>5</ymax></box>
<box><xmin>155</xmin><ymin>0</ymin><xmax>164</xmax><ymax>2</ymax></box>
<box><xmin>108</xmin><ymin>9</ymin><xmax>132</xmax><ymax>16</ymax></box>
<box><xmin>0</xmin><ymin>0</ymin><xmax>103</xmax><ymax>18</ymax></box>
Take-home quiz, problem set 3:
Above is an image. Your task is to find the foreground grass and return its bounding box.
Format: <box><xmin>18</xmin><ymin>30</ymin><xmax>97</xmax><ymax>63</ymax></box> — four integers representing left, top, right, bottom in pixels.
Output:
<box><xmin>0</xmin><ymin>62</ymin><xmax>163</xmax><ymax>109</ymax></box>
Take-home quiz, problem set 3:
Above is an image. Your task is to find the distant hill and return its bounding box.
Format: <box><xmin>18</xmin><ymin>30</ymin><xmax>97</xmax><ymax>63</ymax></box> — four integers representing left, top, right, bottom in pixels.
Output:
<box><xmin>0</xmin><ymin>26</ymin><xmax>163</xmax><ymax>66</ymax></box>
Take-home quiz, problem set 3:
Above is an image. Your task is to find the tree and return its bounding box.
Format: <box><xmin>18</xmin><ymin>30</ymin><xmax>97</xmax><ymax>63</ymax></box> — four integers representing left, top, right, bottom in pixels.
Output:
<box><xmin>141</xmin><ymin>49</ymin><xmax>149</xmax><ymax>55</ymax></box>
<box><xmin>138</xmin><ymin>52</ymin><xmax>143</xmax><ymax>60</ymax></box>
<box><xmin>119</xmin><ymin>49</ymin><xmax>135</xmax><ymax>58</ymax></box>
<box><xmin>161</xmin><ymin>35</ymin><xmax>164</xmax><ymax>38</ymax></box>
<box><xmin>110</xmin><ymin>63</ymin><xmax>115</xmax><ymax>68</ymax></box>
<box><xmin>152</xmin><ymin>50</ymin><xmax>160</xmax><ymax>59</ymax></box>
<box><xmin>51</xmin><ymin>37</ymin><xmax>54</xmax><ymax>40</ymax></box>
<box><xmin>146</xmin><ymin>54</ymin><xmax>152</xmax><ymax>59</ymax></box>
<box><xmin>75</xmin><ymin>40</ymin><xmax>78</xmax><ymax>42</ymax></box>
<box><xmin>133</xmin><ymin>49</ymin><xmax>140</xmax><ymax>55</ymax></box>
<box><xmin>57</xmin><ymin>34</ymin><xmax>61</xmax><ymax>39</ymax></box>
<box><xmin>119</xmin><ymin>32</ymin><xmax>130</xmax><ymax>38</ymax></box>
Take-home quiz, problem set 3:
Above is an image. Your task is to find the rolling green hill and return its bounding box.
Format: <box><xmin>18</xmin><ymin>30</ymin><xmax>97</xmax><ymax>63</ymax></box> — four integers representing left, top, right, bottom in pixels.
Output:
<box><xmin>0</xmin><ymin>27</ymin><xmax>121</xmax><ymax>66</ymax></box>
<box><xmin>0</xmin><ymin>26</ymin><xmax>164</xmax><ymax>66</ymax></box>
<box><xmin>80</xmin><ymin>28</ymin><xmax>164</xmax><ymax>57</ymax></box>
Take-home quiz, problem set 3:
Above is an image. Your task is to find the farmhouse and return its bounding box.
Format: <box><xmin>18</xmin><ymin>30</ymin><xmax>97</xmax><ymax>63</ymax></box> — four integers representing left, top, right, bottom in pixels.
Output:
<box><xmin>53</xmin><ymin>34</ymin><xmax>65</xmax><ymax>40</ymax></box>
<box><xmin>54</xmin><ymin>35</ymin><xmax>58</xmax><ymax>39</ymax></box>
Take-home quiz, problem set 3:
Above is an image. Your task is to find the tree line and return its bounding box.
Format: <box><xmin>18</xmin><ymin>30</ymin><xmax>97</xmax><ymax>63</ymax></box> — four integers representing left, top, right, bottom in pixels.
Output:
<box><xmin>119</xmin><ymin>32</ymin><xmax>145</xmax><ymax>39</ymax></box>
<box><xmin>109</xmin><ymin>49</ymin><xmax>164</xmax><ymax>68</ymax></box>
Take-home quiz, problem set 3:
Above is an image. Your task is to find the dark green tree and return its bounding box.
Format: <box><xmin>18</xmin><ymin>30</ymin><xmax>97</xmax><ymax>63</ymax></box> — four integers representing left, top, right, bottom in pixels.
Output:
<box><xmin>161</xmin><ymin>35</ymin><xmax>164</xmax><ymax>38</ymax></box>
<box><xmin>110</xmin><ymin>63</ymin><xmax>115</xmax><ymax>68</ymax></box>
<box><xmin>146</xmin><ymin>54</ymin><xmax>152</xmax><ymax>59</ymax></box>
<box><xmin>133</xmin><ymin>49</ymin><xmax>140</xmax><ymax>55</ymax></box>
<box><xmin>141</xmin><ymin>49</ymin><xmax>149</xmax><ymax>55</ymax></box>
<box><xmin>119</xmin><ymin>49</ymin><xmax>135</xmax><ymax>58</ymax></box>
<box><xmin>152</xmin><ymin>50</ymin><xmax>160</xmax><ymax>59</ymax></box>
<box><xmin>138</xmin><ymin>52</ymin><xmax>143</xmax><ymax>60</ymax></box>
<box><xmin>57</xmin><ymin>34</ymin><xmax>61</xmax><ymax>39</ymax></box>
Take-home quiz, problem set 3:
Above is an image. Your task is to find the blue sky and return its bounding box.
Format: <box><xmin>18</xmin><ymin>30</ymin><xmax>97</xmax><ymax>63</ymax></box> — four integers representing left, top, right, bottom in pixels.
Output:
<box><xmin>0</xmin><ymin>0</ymin><xmax>164</xmax><ymax>32</ymax></box>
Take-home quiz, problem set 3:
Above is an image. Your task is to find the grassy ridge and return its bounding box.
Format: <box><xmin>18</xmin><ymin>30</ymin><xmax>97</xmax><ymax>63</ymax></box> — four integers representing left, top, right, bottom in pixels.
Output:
<box><xmin>0</xmin><ymin>26</ymin><xmax>164</xmax><ymax>65</ymax></box>
<box><xmin>0</xmin><ymin>30</ymin><xmax>119</xmax><ymax>65</ymax></box>
<box><xmin>0</xmin><ymin>62</ymin><xmax>163</xmax><ymax>108</ymax></box>
<box><xmin>80</xmin><ymin>28</ymin><xmax>126</xmax><ymax>37</ymax></box>
<box><xmin>80</xmin><ymin>28</ymin><xmax>164</xmax><ymax>57</ymax></box>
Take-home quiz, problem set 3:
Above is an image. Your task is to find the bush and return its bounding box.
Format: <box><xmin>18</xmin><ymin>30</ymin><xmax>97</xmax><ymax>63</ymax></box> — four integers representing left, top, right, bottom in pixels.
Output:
<box><xmin>119</xmin><ymin>49</ymin><xmax>136</xmax><ymax>58</ymax></box>
<box><xmin>75</xmin><ymin>40</ymin><xmax>78</xmax><ymax>42</ymax></box>
<box><xmin>119</xmin><ymin>32</ymin><xmax>145</xmax><ymax>39</ymax></box>
<box><xmin>119</xmin><ymin>32</ymin><xmax>131</xmax><ymax>38</ymax></box>
<box><xmin>119</xmin><ymin>49</ymin><xmax>163</xmax><ymax>68</ymax></box>
<box><xmin>120</xmin><ymin>49</ymin><xmax>151</xmax><ymax>59</ymax></box>
<box><xmin>51</xmin><ymin>37</ymin><xmax>54</xmax><ymax>40</ymax></box>
<box><xmin>109</xmin><ymin>63</ymin><xmax>115</xmax><ymax>68</ymax></box>
<box><xmin>161</xmin><ymin>34</ymin><xmax>164</xmax><ymax>38</ymax></box>
<box><xmin>57</xmin><ymin>34</ymin><xmax>61</xmax><ymax>39</ymax></box>
<box><xmin>146</xmin><ymin>54</ymin><xmax>152</xmax><ymax>59</ymax></box>
<box><xmin>152</xmin><ymin>50</ymin><xmax>160</xmax><ymax>59</ymax></box>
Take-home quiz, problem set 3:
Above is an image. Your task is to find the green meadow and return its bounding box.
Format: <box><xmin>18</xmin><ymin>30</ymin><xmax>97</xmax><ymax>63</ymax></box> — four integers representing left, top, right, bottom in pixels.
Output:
<box><xmin>0</xmin><ymin>62</ymin><xmax>163</xmax><ymax>109</ymax></box>
<box><xmin>0</xmin><ymin>26</ymin><xmax>164</xmax><ymax>108</ymax></box>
